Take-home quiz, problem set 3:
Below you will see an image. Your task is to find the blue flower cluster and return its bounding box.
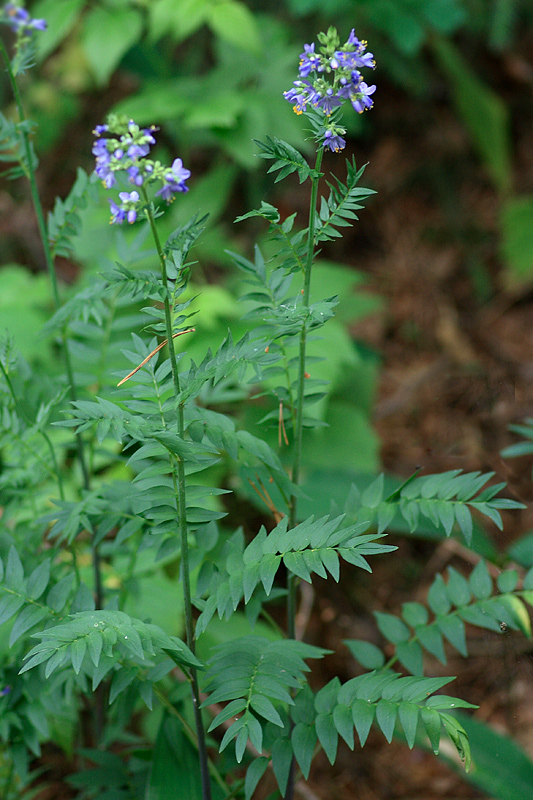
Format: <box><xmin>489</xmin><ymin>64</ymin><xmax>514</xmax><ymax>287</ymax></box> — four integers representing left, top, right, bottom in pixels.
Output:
<box><xmin>92</xmin><ymin>116</ymin><xmax>190</xmax><ymax>225</ymax></box>
<box><xmin>284</xmin><ymin>27</ymin><xmax>376</xmax><ymax>153</ymax></box>
<box><xmin>2</xmin><ymin>2</ymin><xmax>46</xmax><ymax>33</ymax></box>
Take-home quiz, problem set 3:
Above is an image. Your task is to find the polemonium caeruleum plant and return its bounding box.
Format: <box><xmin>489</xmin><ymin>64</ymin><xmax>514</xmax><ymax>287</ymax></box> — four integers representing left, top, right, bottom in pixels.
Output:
<box><xmin>0</xmin><ymin>6</ymin><xmax>530</xmax><ymax>800</ymax></box>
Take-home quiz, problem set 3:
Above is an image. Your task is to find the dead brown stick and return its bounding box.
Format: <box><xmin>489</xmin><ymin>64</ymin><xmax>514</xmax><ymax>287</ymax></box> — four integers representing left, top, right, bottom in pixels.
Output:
<box><xmin>117</xmin><ymin>328</ymin><xmax>195</xmax><ymax>386</ymax></box>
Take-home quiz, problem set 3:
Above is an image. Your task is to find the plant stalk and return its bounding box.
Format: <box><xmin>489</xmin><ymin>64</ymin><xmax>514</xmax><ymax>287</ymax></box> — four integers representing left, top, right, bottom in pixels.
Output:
<box><xmin>285</xmin><ymin>146</ymin><xmax>323</xmax><ymax>800</ymax></box>
<box><xmin>143</xmin><ymin>190</ymin><xmax>212</xmax><ymax>800</ymax></box>
<box><xmin>1</xmin><ymin>40</ymin><xmax>103</xmax><ymax>747</ymax></box>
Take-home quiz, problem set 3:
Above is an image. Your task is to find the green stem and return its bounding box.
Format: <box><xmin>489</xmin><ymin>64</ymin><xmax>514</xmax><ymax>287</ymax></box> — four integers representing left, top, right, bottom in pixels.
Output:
<box><xmin>152</xmin><ymin>687</ymin><xmax>229</xmax><ymax>797</ymax></box>
<box><xmin>285</xmin><ymin>146</ymin><xmax>323</xmax><ymax>800</ymax></box>
<box><xmin>143</xmin><ymin>189</ymin><xmax>212</xmax><ymax>800</ymax></box>
<box><xmin>0</xmin><ymin>358</ymin><xmax>64</xmax><ymax>499</ymax></box>
<box><xmin>0</xmin><ymin>41</ymin><xmax>93</xmax><ymax>502</ymax></box>
<box><xmin>289</xmin><ymin>146</ymin><xmax>323</xmax><ymax>523</ymax></box>
<box><xmin>1</xmin><ymin>39</ymin><xmax>103</xmax><ymax>742</ymax></box>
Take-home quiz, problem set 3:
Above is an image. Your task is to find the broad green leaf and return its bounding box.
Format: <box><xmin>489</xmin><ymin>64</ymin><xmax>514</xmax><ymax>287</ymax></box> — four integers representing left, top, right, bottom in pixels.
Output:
<box><xmin>450</xmin><ymin>711</ymin><xmax>533</xmax><ymax>796</ymax></box>
<box><xmin>500</xmin><ymin>195</ymin><xmax>533</xmax><ymax>286</ymax></box>
<box><xmin>33</xmin><ymin>0</ymin><xmax>85</xmax><ymax>59</ymax></box>
<box><xmin>81</xmin><ymin>6</ymin><xmax>143</xmax><ymax>86</ymax></box>
<box><xmin>431</xmin><ymin>36</ymin><xmax>511</xmax><ymax>194</ymax></box>
<box><xmin>207</xmin><ymin>1</ymin><xmax>261</xmax><ymax>55</ymax></box>
<box><xmin>147</xmin><ymin>715</ymin><xmax>204</xmax><ymax>800</ymax></box>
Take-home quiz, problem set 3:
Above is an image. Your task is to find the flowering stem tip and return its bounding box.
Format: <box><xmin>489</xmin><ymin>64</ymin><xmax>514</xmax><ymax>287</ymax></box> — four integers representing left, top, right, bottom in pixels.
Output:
<box><xmin>92</xmin><ymin>115</ymin><xmax>190</xmax><ymax>225</ymax></box>
<box><xmin>283</xmin><ymin>26</ymin><xmax>376</xmax><ymax>153</ymax></box>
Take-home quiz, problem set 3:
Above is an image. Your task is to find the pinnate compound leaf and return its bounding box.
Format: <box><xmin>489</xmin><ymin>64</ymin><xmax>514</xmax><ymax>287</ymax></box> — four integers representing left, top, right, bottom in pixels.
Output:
<box><xmin>21</xmin><ymin>610</ymin><xmax>201</xmax><ymax>679</ymax></box>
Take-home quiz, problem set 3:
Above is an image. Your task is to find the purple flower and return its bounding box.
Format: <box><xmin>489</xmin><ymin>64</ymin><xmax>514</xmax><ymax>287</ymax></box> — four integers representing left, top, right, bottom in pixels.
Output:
<box><xmin>284</xmin><ymin>27</ymin><xmax>376</xmax><ymax>132</ymax></box>
<box><xmin>0</xmin><ymin>685</ymin><xmax>12</xmax><ymax>697</ymax></box>
<box><xmin>108</xmin><ymin>191</ymin><xmax>140</xmax><ymax>225</ymax></box>
<box><xmin>142</xmin><ymin>128</ymin><xmax>157</xmax><ymax>145</ymax></box>
<box><xmin>333</xmin><ymin>50</ymin><xmax>375</xmax><ymax>70</ymax></box>
<box><xmin>94</xmin><ymin>116</ymin><xmax>191</xmax><ymax>215</ymax></box>
<box><xmin>350</xmin><ymin>81</ymin><xmax>376</xmax><ymax>113</ymax></box>
<box><xmin>299</xmin><ymin>43</ymin><xmax>322</xmax><ymax>77</ymax></box>
<box><xmin>316</xmin><ymin>88</ymin><xmax>343</xmax><ymax>115</ymax></box>
<box><xmin>155</xmin><ymin>183</ymin><xmax>174</xmax><ymax>202</ymax></box>
<box><xmin>108</xmin><ymin>199</ymin><xmax>126</xmax><ymax>224</ymax></box>
<box><xmin>127</xmin><ymin>165</ymin><xmax>144</xmax><ymax>186</ymax></box>
<box><xmin>156</xmin><ymin>158</ymin><xmax>190</xmax><ymax>201</ymax></box>
<box><xmin>283</xmin><ymin>79</ymin><xmax>321</xmax><ymax>114</ymax></box>
<box><xmin>4</xmin><ymin>3</ymin><xmax>46</xmax><ymax>32</ymax></box>
<box><xmin>168</xmin><ymin>158</ymin><xmax>190</xmax><ymax>188</ymax></box>
<box><xmin>323</xmin><ymin>129</ymin><xmax>346</xmax><ymax>153</ymax></box>
<box><xmin>127</xmin><ymin>143</ymin><xmax>150</xmax><ymax>159</ymax></box>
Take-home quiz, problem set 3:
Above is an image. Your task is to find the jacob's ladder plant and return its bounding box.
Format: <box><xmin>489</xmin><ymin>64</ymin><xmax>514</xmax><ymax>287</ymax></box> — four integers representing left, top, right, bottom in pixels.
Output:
<box><xmin>0</xmin><ymin>8</ymin><xmax>530</xmax><ymax>800</ymax></box>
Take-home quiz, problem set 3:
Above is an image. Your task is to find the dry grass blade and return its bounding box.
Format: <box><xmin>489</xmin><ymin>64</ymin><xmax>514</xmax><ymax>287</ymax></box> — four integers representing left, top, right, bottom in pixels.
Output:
<box><xmin>117</xmin><ymin>328</ymin><xmax>195</xmax><ymax>386</ymax></box>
